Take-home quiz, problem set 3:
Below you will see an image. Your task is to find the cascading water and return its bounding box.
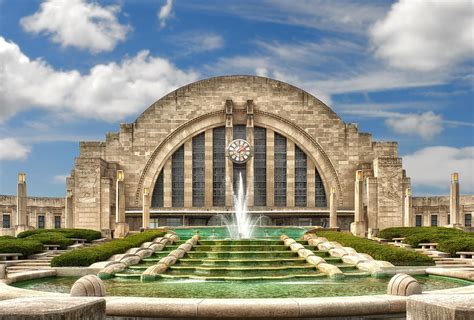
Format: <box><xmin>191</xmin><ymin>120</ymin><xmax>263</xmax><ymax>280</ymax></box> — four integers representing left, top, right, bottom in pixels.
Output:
<box><xmin>219</xmin><ymin>172</ymin><xmax>261</xmax><ymax>239</ymax></box>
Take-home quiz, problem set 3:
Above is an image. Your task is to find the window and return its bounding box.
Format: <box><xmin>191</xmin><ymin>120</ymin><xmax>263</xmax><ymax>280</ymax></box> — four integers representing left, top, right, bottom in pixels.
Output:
<box><xmin>298</xmin><ymin>218</ymin><xmax>312</xmax><ymax>226</ymax></box>
<box><xmin>213</xmin><ymin>127</ymin><xmax>226</xmax><ymax>206</ymax></box>
<box><xmin>274</xmin><ymin>133</ymin><xmax>287</xmax><ymax>206</ymax></box>
<box><xmin>2</xmin><ymin>214</ymin><xmax>10</xmax><ymax>228</ymax></box>
<box><xmin>151</xmin><ymin>171</ymin><xmax>164</xmax><ymax>207</ymax></box>
<box><xmin>315</xmin><ymin>169</ymin><xmax>327</xmax><ymax>207</ymax></box>
<box><xmin>253</xmin><ymin>127</ymin><xmax>266</xmax><ymax>206</ymax></box>
<box><xmin>233</xmin><ymin>125</ymin><xmax>246</xmax><ymax>140</ymax></box>
<box><xmin>37</xmin><ymin>215</ymin><xmax>45</xmax><ymax>229</ymax></box>
<box><xmin>431</xmin><ymin>215</ymin><xmax>438</xmax><ymax>227</ymax></box>
<box><xmin>447</xmin><ymin>214</ymin><xmax>451</xmax><ymax>225</ymax></box>
<box><xmin>192</xmin><ymin>133</ymin><xmax>205</xmax><ymax>207</ymax></box>
<box><xmin>172</xmin><ymin>145</ymin><xmax>185</xmax><ymax>207</ymax></box>
<box><xmin>54</xmin><ymin>216</ymin><xmax>61</xmax><ymax>229</ymax></box>
<box><xmin>295</xmin><ymin>145</ymin><xmax>307</xmax><ymax>207</ymax></box>
<box><xmin>149</xmin><ymin>218</ymin><xmax>159</xmax><ymax>228</ymax></box>
<box><xmin>465</xmin><ymin>213</ymin><xmax>472</xmax><ymax>227</ymax></box>
<box><xmin>415</xmin><ymin>215</ymin><xmax>422</xmax><ymax>227</ymax></box>
<box><xmin>166</xmin><ymin>218</ymin><xmax>182</xmax><ymax>226</ymax></box>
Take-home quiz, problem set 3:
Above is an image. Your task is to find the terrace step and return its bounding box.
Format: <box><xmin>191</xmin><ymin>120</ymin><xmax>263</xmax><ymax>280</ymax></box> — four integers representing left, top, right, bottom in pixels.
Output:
<box><xmin>192</xmin><ymin>245</ymin><xmax>288</xmax><ymax>252</ymax></box>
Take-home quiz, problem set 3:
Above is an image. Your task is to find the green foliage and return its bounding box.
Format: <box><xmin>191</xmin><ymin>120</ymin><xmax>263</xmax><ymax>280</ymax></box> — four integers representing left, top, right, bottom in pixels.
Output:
<box><xmin>51</xmin><ymin>230</ymin><xmax>166</xmax><ymax>267</ymax></box>
<box><xmin>437</xmin><ymin>238</ymin><xmax>474</xmax><ymax>257</ymax></box>
<box><xmin>25</xmin><ymin>232</ymin><xmax>74</xmax><ymax>249</ymax></box>
<box><xmin>0</xmin><ymin>237</ymin><xmax>43</xmax><ymax>256</ymax></box>
<box><xmin>379</xmin><ymin>227</ymin><xmax>474</xmax><ymax>257</ymax></box>
<box><xmin>315</xmin><ymin>231</ymin><xmax>434</xmax><ymax>266</ymax></box>
<box><xmin>17</xmin><ymin>228</ymin><xmax>101</xmax><ymax>242</ymax></box>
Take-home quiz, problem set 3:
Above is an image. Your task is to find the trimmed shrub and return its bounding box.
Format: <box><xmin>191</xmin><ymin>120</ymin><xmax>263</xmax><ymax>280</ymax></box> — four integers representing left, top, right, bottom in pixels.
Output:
<box><xmin>0</xmin><ymin>238</ymin><xmax>43</xmax><ymax>256</ymax></box>
<box><xmin>315</xmin><ymin>231</ymin><xmax>434</xmax><ymax>266</ymax></box>
<box><xmin>379</xmin><ymin>227</ymin><xmax>474</xmax><ymax>257</ymax></box>
<box><xmin>26</xmin><ymin>232</ymin><xmax>74</xmax><ymax>249</ymax></box>
<box><xmin>17</xmin><ymin>228</ymin><xmax>102</xmax><ymax>242</ymax></box>
<box><xmin>437</xmin><ymin>238</ymin><xmax>474</xmax><ymax>257</ymax></box>
<box><xmin>51</xmin><ymin>230</ymin><xmax>167</xmax><ymax>267</ymax></box>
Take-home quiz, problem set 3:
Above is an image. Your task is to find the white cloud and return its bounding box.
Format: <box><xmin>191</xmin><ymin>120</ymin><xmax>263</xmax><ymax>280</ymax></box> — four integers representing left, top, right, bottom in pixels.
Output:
<box><xmin>340</xmin><ymin>108</ymin><xmax>474</xmax><ymax>140</ymax></box>
<box><xmin>371</xmin><ymin>0</ymin><xmax>474</xmax><ymax>72</ymax></box>
<box><xmin>0</xmin><ymin>138</ymin><xmax>31</xmax><ymax>161</ymax></box>
<box><xmin>385</xmin><ymin>112</ymin><xmax>443</xmax><ymax>140</ymax></box>
<box><xmin>0</xmin><ymin>36</ymin><xmax>198</xmax><ymax>122</ymax></box>
<box><xmin>158</xmin><ymin>0</ymin><xmax>174</xmax><ymax>28</ymax></box>
<box><xmin>53</xmin><ymin>174</ymin><xmax>68</xmax><ymax>184</ymax></box>
<box><xmin>20</xmin><ymin>0</ymin><xmax>130</xmax><ymax>53</ymax></box>
<box><xmin>171</xmin><ymin>32</ymin><xmax>224</xmax><ymax>55</ymax></box>
<box><xmin>404</xmin><ymin>146</ymin><xmax>474</xmax><ymax>193</ymax></box>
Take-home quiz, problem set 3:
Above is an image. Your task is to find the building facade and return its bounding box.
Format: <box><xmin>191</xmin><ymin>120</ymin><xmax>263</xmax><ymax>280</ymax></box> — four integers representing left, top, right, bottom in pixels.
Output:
<box><xmin>0</xmin><ymin>76</ymin><xmax>472</xmax><ymax>237</ymax></box>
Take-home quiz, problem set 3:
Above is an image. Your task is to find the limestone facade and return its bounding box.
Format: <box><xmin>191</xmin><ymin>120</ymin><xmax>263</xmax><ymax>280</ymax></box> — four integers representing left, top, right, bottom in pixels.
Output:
<box><xmin>0</xmin><ymin>76</ymin><xmax>472</xmax><ymax>236</ymax></box>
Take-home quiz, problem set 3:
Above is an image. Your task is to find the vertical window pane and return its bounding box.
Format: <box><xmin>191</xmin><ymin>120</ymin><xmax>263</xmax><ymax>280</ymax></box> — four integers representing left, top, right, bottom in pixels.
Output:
<box><xmin>254</xmin><ymin>127</ymin><xmax>266</xmax><ymax>206</ymax></box>
<box><xmin>233</xmin><ymin>163</ymin><xmax>246</xmax><ymax>194</ymax></box>
<box><xmin>465</xmin><ymin>213</ymin><xmax>472</xmax><ymax>227</ymax></box>
<box><xmin>274</xmin><ymin>133</ymin><xmax>287</xmax><ymax>206</ymax></box>
<box><xmin>213</xmin><ymin>127</ymin><xmax>225</xmax><ymax>206</ymax></box>
<box><xmin>54</xmin><ymin>216</ymin><xmax>61</xmax><ymax>229</ymax></box>
<box><xmin>295</xmin><ymin>145</ymin><xmax>307</xmax><ymax>207</ymax></box>
<box><xmin>192</xmin><ymin>133</ymin><xmax>205</xmax><ymax>207</ymax></box>
<box><xmin>233</xmin><ymin>125</ymin><xmax>246</xmax><ymax>140</ymax></box>
<box><xmin>151</xmin><ymin>171</ymin><xmax>164</xmax><ymax>207</ymax></box>
<box><xmin>38</xmin><ymin>215</ymin><xmax>45</xmax><ymax>229</ymax></box>
<box><xmin>315</xmin><ymin>169</ymin><xmax>327</xmax><ymax>207</ymax></box>
<box><xmin>172</xmin><ymin>145</ymin><xmax>184</xmax><ymax>207</ymax></box>
<box><xmin>2</xmin><ymin>214</ymin><xmax>10</xmax><ymax>228</ymax></box>
<box><xmin>431</xmin><ymin>215</ymin><xmax>438</xmax><ymax>226</ymax></box>
<box><xmin>416</xmin><ymin>215</ymin><xmax>422</xmax><ymax>227</ymax></box>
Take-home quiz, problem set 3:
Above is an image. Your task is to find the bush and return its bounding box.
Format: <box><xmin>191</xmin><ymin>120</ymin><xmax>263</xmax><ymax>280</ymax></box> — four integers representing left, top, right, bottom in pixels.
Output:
<box><xmin>315</xmin><ymin>231</ymin><xmax>434</xmax><ymax>266</ymax></box>
<box><xmin>25</xmin><ymin>232</ymin><xmax>74</xmax><ymax>249</ymax></box>
<box><xmin>17</xmin><ymin>228</ymin><xmax>102</xmax><ymax>242</ymax></box>
<box><xmin>0</xmin><ymin>238</ymin><xmax>43</xmax><ymax>256</ymax></box>
<box><xmin>379</xmin><ymin>227</ymin><xmax>474</xmax><ymax>257</ymax></box>
<box><xmin>51</xmin><ymin>230</ymin><xmax>167</xmax><ymax>267</ymax></box>
<box><xmin>437</xmin><ymin>238</ymin><xmax>474</xmax><ymax>257</ymax></box>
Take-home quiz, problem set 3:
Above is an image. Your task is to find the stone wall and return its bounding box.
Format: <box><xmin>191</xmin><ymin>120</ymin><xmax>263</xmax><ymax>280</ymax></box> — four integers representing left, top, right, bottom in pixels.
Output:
<box><xmin>0</xmin><ymin>195</ymin><xmax>65</xmax><ymax>236</ymax></box>
<box><xmin>70</xmin><ymin>76</ymin><xmax>405</xmax><ymax>231</ymax></box>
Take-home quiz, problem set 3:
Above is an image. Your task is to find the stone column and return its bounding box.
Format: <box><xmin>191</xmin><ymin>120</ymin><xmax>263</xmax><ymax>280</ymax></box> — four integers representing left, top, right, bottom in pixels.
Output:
<box><xmin>183</xmin><ymin>140</ymin><xmax>193</xmax><ymax>207</ymax></box>
<box><xmin>350</xmin><ymin>170</ymin><xmax>366</xmax><ymax>237</ymax></box>
<box><xmin>142</xmin><ymin>187</ymin><xmax>150</xmax><ymax>229</ymax></box>
<box><xmin>307</xmin><ymin>163</ymin><xmax>315</xmax><ymax>207</ymax></box>
<box><xmin>366</xmin><ymin>177</ymin><xmax>378</xmax><ymax>237</ymax></box>
<box><xmin>114</xmin><ymin>170</ymin><xmax>129</xmax><ymax>238</ymax></box>
<box><xmin>329</xmin><ymin>187</ymin><xmax>338</xmax><ymax>228</ymax></box>
<box><xmin>286</xmin><ymin>140</ymin><xmax>295</xmax><ymax>207</ymax></box>
<box><xmin>403</xmin><ymin>188</ymin><xmax>413</xmax><ymax>227</ymax></box>
<box><xmin>246</xmin><ymin>100</ymin><xmax>254</xmax><ymax>207</ymax></box>
<box><xmin>163</xmin><ymin>158</ymin><xmax>172</xmax><ymax>207</ymax></box>
<box><xmin>204</xmin><ymin>129</ymin><xmax>213</xmax><ymax>207</ymax></box>
<box><xmin>65</xmin><ymin>189</ymin><xmax>74</xmax><ymax>228</ymax></box>
<box><xmin>15</xmin><ymin>173</ymin><xmax>32</xmax><ymax>236</ymax></box>
<box><xmin>266</xmin><ymin>129</ymin><xmax>274</xmax><ymax>207</ymax></box>
<box><xmin>449</xmin><ymin>172</ymin><xmax>462</xmax><ymax>228</ymax></box>
<box><xmin>225</xmin><ymin>100</ymin><xmax>234</xmax><ymax>207</ymax></box>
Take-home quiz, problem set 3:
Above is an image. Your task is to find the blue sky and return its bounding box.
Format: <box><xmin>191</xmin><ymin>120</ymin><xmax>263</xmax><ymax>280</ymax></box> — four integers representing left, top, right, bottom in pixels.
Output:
<box><xmin>0</xmin><ymin>0</ymin><xmax>473</xmax><ymax>197</ymax></box>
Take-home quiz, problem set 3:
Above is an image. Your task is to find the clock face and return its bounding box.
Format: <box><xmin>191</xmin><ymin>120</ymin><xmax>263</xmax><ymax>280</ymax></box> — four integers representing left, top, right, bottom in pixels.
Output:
<box><xmin>227</xmin><ymin>139</ymin><xmax>252</xmax><ymax>164</ymax></box>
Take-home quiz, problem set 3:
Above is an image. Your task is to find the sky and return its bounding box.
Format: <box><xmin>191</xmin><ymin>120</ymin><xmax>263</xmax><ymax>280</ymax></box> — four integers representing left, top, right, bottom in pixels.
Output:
<box><xmin>0</xmin><ymin>0</ymin><xmax>473</xmax><ymax>197</ymax></box>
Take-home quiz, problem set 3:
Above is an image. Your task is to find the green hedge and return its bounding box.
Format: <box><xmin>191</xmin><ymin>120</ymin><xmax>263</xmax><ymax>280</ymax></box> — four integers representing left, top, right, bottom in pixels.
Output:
<box><xmin>0</xmin><ymin>237</ymin><xmax>43</xmax><ymax>256</ymax></box>
<box><xmin>379</xmin><ymin>227</ymin><xmax>474</xmax><ymax>257</ymax></box>
<box><xmin>25</xmin><ymin>232</ymin><xmax>74</xmax><ymax>249</ymax></box>
<box><xmin>51</xmin><ymin>230</ymin><xmax>167</xmax><ymax>267</ymax></box>
<box><xmin>17</xmin><ymin>228</ymin><xmax>102</xmax><ymax>242</ymax></box>
<box><xmin>315</xmin><ymin>231</ymin><xmax>434</xmax><ymax>266</ymax></box>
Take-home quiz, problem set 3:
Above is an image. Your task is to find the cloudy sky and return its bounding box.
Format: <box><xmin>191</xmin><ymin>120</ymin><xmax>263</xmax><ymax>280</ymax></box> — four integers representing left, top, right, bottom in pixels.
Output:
<box><xmin>0</xmin><ymin>0</ymin><xmax>473</xmax><ymax>197</ymax></box>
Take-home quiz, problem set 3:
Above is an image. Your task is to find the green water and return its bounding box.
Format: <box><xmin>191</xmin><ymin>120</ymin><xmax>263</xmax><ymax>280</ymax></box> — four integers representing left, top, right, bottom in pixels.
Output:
<box><xmin>13</xmin><ymin>276</ymin><xmax>471</xmax><ymax>298</ymax></box>
<box><xmin>172</xmin><ymin>226</ymin><xmax>309</xmax><ymax>239</ymax></box>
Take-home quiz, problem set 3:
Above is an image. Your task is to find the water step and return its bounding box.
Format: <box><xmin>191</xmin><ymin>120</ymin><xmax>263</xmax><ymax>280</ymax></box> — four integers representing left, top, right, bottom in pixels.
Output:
<box><xmin>192</xmin><ymin>245</ymin><xmax>288</xmax><ymax>252</ymax></box>
<box><xmin>178</xmin><ymin>257</ymin><xmax>307</xmax><ymax>266</ymax></box>
<box><xmin>157</xmin><ymin>273</ymin><xmax>328</xmax><ymax>281</ymax></box>
<box><xmin>185</xmin><ymin>251</ymin><xmax>299</xmax><ymax>259</ymax></box>
<box><xmin>198</xmin><ymin>240</ymin><xmax>283</xmax><ymax>246</ymax></box>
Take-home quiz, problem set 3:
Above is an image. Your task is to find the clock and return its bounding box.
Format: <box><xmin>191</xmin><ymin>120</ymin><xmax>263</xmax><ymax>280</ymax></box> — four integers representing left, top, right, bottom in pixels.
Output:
<box><xmin>227</xmin><ymin>139</ymin><xmax>252</xmax><ymax>164</ymax></box>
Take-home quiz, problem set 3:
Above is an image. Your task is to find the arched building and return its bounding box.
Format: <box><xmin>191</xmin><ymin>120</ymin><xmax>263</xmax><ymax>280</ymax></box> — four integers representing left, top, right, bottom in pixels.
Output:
<box><xmin>1</xmin><ymin>76</ymin><xmax>472</xmax><ymax>238</ymax></box>
<box><xmin>64</xmin><ymin>75</ymin><xmax>415</xmax><ymax>237</ymax></box>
